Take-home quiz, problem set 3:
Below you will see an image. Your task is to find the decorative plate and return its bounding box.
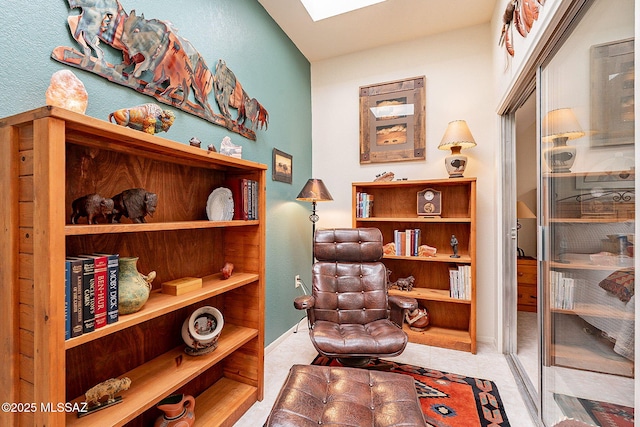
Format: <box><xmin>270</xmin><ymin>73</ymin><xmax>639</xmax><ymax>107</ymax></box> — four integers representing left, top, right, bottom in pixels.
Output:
<box><xmin>206</xmin><ymin>187</ymin><xmax>234</xmax><ymax>221</ymax></box>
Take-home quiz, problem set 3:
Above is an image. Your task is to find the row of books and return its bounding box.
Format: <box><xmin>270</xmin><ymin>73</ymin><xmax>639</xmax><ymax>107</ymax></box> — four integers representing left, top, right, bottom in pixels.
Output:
<box><xmin>393</xmin><ymin>229</ymin><xmax>422</xmax><ymax>256</ymax></box>
<box><xmin>65</xmin><ymin>254</ymin><xmax>119</xmax><ymax>340</ymax></box>
<box><xmin>226</xmin><ymin>178</ymin><xmax>259</xmax><ymax>220</ymax></box>
<box><xmin>355</xmin><ymin>192</ymin><xmax>374</xmax><ymax>218</ymax></box>
<box><xmin>449</xmin><ymin>265</ymin><xmax>471</xmax><ymax>300</ymax></box>
<box><xmin>550</xmin><ymin>271</ymin><xmax>575</xmax><ymax>310</ymax></box>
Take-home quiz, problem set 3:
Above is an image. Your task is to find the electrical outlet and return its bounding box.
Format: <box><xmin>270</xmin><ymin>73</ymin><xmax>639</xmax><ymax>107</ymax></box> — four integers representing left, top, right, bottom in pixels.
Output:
<box><xmin>295</xmin><ymin>274</ymin><xmax>301</xmax><ymax>288</ymax></box>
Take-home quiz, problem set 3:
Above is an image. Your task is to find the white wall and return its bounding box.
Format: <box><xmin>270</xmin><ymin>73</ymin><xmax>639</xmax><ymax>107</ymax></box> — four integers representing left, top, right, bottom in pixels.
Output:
<box><xmin>310</xmin><ymin>24</ymin><xmax>499</xmax><ymax>344</ymax></box>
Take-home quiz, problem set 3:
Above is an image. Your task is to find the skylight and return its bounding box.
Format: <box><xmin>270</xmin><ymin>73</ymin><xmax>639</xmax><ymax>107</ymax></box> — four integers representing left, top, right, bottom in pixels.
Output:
<box><xmin>300</xmin><ymin>0</ymin><xmax>387</xmax><ymax>22</ymax></box>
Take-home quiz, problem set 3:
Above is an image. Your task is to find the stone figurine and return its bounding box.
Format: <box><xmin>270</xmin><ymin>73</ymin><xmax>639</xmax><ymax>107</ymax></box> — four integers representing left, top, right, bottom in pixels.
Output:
<box><xmin>220</xmin><ymin>262</ymin><xmax>234</xmax><ymax>279</ymax></box>
<box><xmin>109</xmin><ymin>103</ymin><xmax>175</xmax><ymax>135</ymax></box>
<box><xmin>110</xmin><ymin>188</ymin><xmax>158</xmax><ymax>223</ymax></box>
<box><xmin>450</xmin><ymin>234</ymin><xmax>460</xmax><ymax>258</ymax></box>
<box><xmin>393</xmin><ymin>275</ymin><xmax>415</xmax><ymax>292</ymax></box>
<box><xmin>85</xmin><ymin>377</ymin><xmax>132</xmax><ymax>407</ymax></box>
<box><xmin>71</xmin><ymin>193</ymin><xmax>115</xmax><ymax>224</ymax></box>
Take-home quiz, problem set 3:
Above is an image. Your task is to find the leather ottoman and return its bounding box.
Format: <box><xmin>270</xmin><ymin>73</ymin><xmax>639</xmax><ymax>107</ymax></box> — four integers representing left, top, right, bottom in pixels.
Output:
<box><xmin>265</xmin><ymin>364</ymin><xmax>427</xmax><ymax>427</ymax></box>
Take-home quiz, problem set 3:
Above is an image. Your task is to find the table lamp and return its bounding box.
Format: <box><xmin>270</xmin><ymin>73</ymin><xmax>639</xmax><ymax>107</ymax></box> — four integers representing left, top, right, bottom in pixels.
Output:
<box><xmin>542</xmin><ymin>108</ymin><xmax>585</xmax><ymax>173</ymax></box>
<box><xmin>438</xmin><ymin>120</ymin><xmax>477</xmax><ymax>178</ymax></box>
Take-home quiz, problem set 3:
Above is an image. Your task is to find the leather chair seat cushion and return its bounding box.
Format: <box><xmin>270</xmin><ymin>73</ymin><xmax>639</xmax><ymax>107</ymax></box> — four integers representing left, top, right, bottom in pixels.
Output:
<box><xmin>265</xmin><ymin>364</ymin><xmax>427</xmax><ymax>427</ymax></box>
<box><xmin>310</xmin><ymin>319</ymin><xmax>408</xmax><ymax>357</ymax></box>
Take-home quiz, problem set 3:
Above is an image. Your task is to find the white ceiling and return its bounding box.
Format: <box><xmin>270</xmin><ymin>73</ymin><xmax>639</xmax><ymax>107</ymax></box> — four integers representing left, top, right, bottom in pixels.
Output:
<box><xmin>258</xmin><ymin>0</ymin><xmax>499</xmax><ymax>62</ymax></box>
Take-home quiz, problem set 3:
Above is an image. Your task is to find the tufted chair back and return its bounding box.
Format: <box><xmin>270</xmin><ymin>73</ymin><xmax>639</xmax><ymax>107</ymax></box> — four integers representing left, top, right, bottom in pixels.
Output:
<box><xmin>311</xmin><ymin>228</ymin><xmax>388</xmax><ymax>325</ymax></box>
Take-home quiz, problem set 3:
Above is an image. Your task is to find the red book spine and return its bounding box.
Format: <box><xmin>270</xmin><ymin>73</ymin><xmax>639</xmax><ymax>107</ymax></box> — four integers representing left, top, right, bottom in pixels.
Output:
<box><xmin>81</xmin><ymin>254</ymin><xmax>108</xmax><ymax>329</ymax></box>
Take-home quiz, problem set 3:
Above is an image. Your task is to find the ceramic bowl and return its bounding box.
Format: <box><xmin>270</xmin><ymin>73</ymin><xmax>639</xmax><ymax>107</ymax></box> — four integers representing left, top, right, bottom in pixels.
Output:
<box><xmin>181</xmin><ymin>306</ymin><xmax>224</xmax><ymax>351</ymax></box>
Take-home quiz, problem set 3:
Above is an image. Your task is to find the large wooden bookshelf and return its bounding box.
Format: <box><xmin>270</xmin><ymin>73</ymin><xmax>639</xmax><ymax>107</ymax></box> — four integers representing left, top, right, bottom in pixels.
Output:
<box><xmin>352</xmin><ymin>178</ymin><xmax>476</xmax><ymax>353</ymax></box>
<box><xmin>542</xmin><ymin>170</ymin><xmax>635</xmax><ymax>377</ymax></box>
<box><xmin>0</xmin><ymin>106</ymin><xmax>266</xmax><ymax>426</ymax></box>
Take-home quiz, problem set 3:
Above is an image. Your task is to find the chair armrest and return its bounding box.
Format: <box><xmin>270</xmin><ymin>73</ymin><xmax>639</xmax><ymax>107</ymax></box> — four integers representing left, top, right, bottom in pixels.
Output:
<box><xmin>388</xmin><ymin>295</ymin><xmax>418</xmax><ymax>328</ymax></box>
<box><xmin>389</xmin><ymin>295</ymin><xmax>418</xmax><ymax>310</ymax></box>
<box><xmin>294</xmin><ymin>295</ymin><xmax>315</xmax><ymax>310</ymax></box>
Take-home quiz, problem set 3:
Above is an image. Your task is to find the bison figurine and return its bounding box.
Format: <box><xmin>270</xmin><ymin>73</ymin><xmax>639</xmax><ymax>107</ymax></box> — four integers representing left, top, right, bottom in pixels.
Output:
<box><xmin>108</xmin><ymin>103</ymin><xmax>175</xmax><ymax>134</ymax></box>
<box><xmin>70</xmin><ymin>193</ymin><xmax>114</xmax><ymax>224</ymax></box>
<box><xmin>110</xmin><ymin>188</ymin><xmax>158</xmax><ymax>223</ymax></box>
<box><xmin>85</xmin><ymin>377</ymin><xmax>131</xmax><ymax>407</ymax></box>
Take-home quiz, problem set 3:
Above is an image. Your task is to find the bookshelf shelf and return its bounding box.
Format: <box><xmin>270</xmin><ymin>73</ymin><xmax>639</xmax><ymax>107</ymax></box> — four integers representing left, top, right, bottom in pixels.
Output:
<box><xmin>65</xmin><ymin>324</ymin><xmax>258</xmax><ymax>426</ymax></box>
<box><xmin>64</xmin><ymin>272</ymin><xmax>259</xmax><ymax>349</ymax></box>
<box><xmin>1</xmin><ymin>106</ymin><xmax>266</xmax><ymax>426</ymax></box>
<box><xmin>65</xmin><ymin>220</ymin><xmax>259</xmax><ymax>236</ymax></box>
<box><xmin>356</xmin><ymin>217</ymin><xmax>472</xmax><ymax>223</ymax></box>
<box><xmin>384</xmin><ymin>254</ymin><xmax>472</xmax><ymax>263</ymax></box>
<box><xmin>353</xmin><ymin>178</ymin><xmax>476</xmax><ymax>353</ymax></box>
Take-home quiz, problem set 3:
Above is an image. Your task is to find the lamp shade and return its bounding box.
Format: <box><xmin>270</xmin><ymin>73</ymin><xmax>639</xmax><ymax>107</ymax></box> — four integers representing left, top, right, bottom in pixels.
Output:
<box><xmin>296</xmin><ymin>179</ymin><xmax>333</xmax><ymax>202</ymax></box>
<box><xmin>438</xmin><ymin>120</ymin><xmax>477</xmax><ymax>151</ymax></box>
<box><xmin>542</xmin><ymin>108</ymin><xmax>585</xmax><ymax>143</ymax></box>
<box><xmin>517</xmin><ymin>201</ymin><xmax>536</xmax><ymax>219</ymax></box>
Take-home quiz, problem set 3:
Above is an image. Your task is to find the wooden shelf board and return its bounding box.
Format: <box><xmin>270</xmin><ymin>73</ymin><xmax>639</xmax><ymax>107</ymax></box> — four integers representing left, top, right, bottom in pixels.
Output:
<box><xmin>195</xmin><ymin>378</ymin><xmax>258</xmax><ymax>427</ymax></box>
<box><xmin>552</xmin><ymin>343</ymin><xmax>634</xmax><ymax>377</ymax></box>
<box><xmin>355</xmin><ymin>217</ymin><xmax>471</xmax><ymax>223</ymax></box>
<box><xmin>65</xmin><ymin>220</ymin><xmax>259</xmax><ymax>236</ymax></box>
<box><xmin>549</xmin><ymin>218</ymin><xmax>634</xmax><ymax>224</ymax></box>
<box><xmin>389</xmin><ymin>288</ymin><xmax>471</xmax><ymax>304</ymax></box>
<box><xmin>384</xmin><ymin>253</ymin><xmax>471</xmax><ymax>263</ymax></box>
<box><xmin>2</xmin><ymin>106</ymin><xmax>268</xmax><ymax>172</ymax></box>
<box><xmin>402</xmin><ymin>325</ymin><xmax>473</xmax><ymax>352</ymax></box>
<box><xmin>549</xmin><ymin>261</ymin><xmax>629</xmax><ymax>271</ymax></box>
<box><xmin>66</xmin><ymin>324</ymin><xmax>258</xmax><ymax>426</ymax></box>
<box><xmin>65</xmin><ymin>272</ymin><xmax>259</xmax><ymax>349</ymax></box>
<box><xmin>551</xmin><ymin>304</ymin><xmax>634</xmax><ymax>321</ymax></box>
<box><xmin>353</xmin><ymin>178</ymin><xmax>476</xmax><ymax>187</ymax></box>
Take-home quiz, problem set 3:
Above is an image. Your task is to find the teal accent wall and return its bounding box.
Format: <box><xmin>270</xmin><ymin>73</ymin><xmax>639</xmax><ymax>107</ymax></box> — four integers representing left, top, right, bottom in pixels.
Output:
<box><xmin>0</xmin><ymin>0</ymin><xmax>313</xmax><ymax>346</ymax></box>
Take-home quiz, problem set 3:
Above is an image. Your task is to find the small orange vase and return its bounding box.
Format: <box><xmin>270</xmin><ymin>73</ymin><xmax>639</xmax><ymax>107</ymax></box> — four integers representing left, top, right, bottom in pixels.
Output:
<box><xmin>154</xmin><ymin>394</ymin><xmax>195</xmax><ymax>427</ymax></box>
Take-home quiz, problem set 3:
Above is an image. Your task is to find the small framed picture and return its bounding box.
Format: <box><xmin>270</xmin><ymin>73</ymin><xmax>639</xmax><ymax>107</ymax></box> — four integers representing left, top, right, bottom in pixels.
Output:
<box><xmin>272</xmin><ymin>148</ymin><xmax>292</xmax><ymax>183</ymax></box>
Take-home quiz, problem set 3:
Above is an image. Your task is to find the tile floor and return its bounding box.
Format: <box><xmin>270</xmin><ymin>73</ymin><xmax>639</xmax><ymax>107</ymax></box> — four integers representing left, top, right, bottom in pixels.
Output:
<box><xmin>234</xmin><ymin>322</ymin><xmax>537</xmax><ymax>426</ymax></box>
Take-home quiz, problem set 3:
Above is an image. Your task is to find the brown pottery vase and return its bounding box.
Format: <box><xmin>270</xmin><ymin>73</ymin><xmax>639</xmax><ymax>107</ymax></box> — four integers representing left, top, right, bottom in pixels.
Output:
<box><xmin>154</xmin><ymin>394</ymin><xmax>195</xmax><ymax>427</ymax></box>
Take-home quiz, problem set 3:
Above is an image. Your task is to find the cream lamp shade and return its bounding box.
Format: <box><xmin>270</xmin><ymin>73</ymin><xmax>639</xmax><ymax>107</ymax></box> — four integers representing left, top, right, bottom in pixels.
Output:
<box><xmin>438</xmin><ymin>120</ymin><xmax>477</xmax><ymax>178</ymax></box>
<box><xmin>542</xmin><ymin>108</ymin><xmax>585</xmax><ymax>173</ymax></box>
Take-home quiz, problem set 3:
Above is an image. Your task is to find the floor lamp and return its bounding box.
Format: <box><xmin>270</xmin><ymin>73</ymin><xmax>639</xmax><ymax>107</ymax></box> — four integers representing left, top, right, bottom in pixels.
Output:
<box><xmin>294</xmin><ymin>179</ymin><xmax>333</xmax><ymax>334</ymax></box>
<box><xmin>296</xmin><ymin>178</ymin><xmax>334</xmax><ymax>262</ymax></box>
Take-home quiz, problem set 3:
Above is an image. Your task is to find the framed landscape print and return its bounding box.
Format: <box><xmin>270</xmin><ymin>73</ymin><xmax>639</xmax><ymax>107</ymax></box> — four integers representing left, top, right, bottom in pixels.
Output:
<box><xmin>590</xmin><ymin>38</ymin><xmax>634</xmax><ymax>147</ymax></box>
<box><xmin>359</xmin><ymin>76</ymin><xmax>426</xmax><ymax>164</ymax></box>
<box><xmin>272</xmin><ymin>148</ymin><xmax>293</xmax><ymax>183</ymax></box>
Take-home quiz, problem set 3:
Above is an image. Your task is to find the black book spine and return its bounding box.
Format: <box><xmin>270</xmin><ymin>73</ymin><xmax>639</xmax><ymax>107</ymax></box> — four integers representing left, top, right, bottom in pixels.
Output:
<box><xmin>80</xmin><ymin>257</ymin><xmax>95</xmax><ymax>333</ymax></box>
<box><xmin>67</xmin><ymin>257</ymin><xmax>84</xmax><ymax>338</ymax></box>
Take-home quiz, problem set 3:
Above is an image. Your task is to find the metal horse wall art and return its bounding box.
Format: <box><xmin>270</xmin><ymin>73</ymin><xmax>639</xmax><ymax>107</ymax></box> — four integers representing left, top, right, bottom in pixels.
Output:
<box><xmin>52</xmin><ymin>0</ymin><xmax>268</xmax><ymax>140</ymax></box>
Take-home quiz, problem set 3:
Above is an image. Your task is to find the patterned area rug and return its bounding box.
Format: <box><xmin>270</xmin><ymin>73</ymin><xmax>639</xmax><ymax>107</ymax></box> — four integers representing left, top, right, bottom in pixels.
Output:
<box><xmin>312</xmin><ymin>356</ymin><xmax>511</xmax><ymax>427</ymax></box>
<box><xmin>554</xmin><ymin>393</ymin><xmax>634</xmax><ymax>427</ymax></box>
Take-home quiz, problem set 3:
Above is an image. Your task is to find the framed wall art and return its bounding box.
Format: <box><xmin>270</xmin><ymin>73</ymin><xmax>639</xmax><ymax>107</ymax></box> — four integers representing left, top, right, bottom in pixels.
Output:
<box><xmin>359</xmin><ymin>76</ymin><xmax>426</xmax><ymax>164</ymax></box>
<box><xmin>590</xmin><ymin>38</ymin><xmax>634</xmax><ymax>147</ymax></box>
<box><xmin>272</xmin><ymin>148</ymin><xmax>293</xmax><ymax>183</ymax></box>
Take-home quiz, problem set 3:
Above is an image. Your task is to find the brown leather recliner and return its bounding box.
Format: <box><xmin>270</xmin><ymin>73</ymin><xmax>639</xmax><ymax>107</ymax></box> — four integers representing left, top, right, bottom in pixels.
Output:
<box><xmin>294</xmin><ymin>228</ymin><xmax>418</xmax><ymax>366</ymax></box>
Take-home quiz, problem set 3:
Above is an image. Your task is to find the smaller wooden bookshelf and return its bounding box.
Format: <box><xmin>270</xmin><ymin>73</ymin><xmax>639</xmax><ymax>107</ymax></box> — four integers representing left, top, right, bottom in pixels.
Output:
<box><xmin>353</xmin><ymin>178</ymin><xmax>476</xmax><ymax>353</ymax></box>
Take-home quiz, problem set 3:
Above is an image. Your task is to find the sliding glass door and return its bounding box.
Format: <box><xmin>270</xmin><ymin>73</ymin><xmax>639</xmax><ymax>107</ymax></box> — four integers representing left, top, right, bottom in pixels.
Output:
<box><xmin>538</xmin><ymin>0</ymin><xmax>635</xmax><ymax>424</ymax></box>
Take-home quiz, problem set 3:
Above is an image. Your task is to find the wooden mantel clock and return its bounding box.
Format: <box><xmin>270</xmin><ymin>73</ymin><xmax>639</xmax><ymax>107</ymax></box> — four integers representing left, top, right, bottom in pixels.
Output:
<box><xmin>417</xmin><ymin>188</ymin><xmax>442</xmax><ymax>216</ymax></box>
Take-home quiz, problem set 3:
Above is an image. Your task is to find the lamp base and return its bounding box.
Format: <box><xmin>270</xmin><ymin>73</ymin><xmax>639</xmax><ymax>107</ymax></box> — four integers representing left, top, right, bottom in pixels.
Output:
<box><xmin>544</xmin><ymin>138</ymin><xmax>576</xmax><ymax>173</ymax></box>
<box><xmin>444</xmin><ymin>153</ymin><xmax>468</xmax><ymax>178</ymax></box>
